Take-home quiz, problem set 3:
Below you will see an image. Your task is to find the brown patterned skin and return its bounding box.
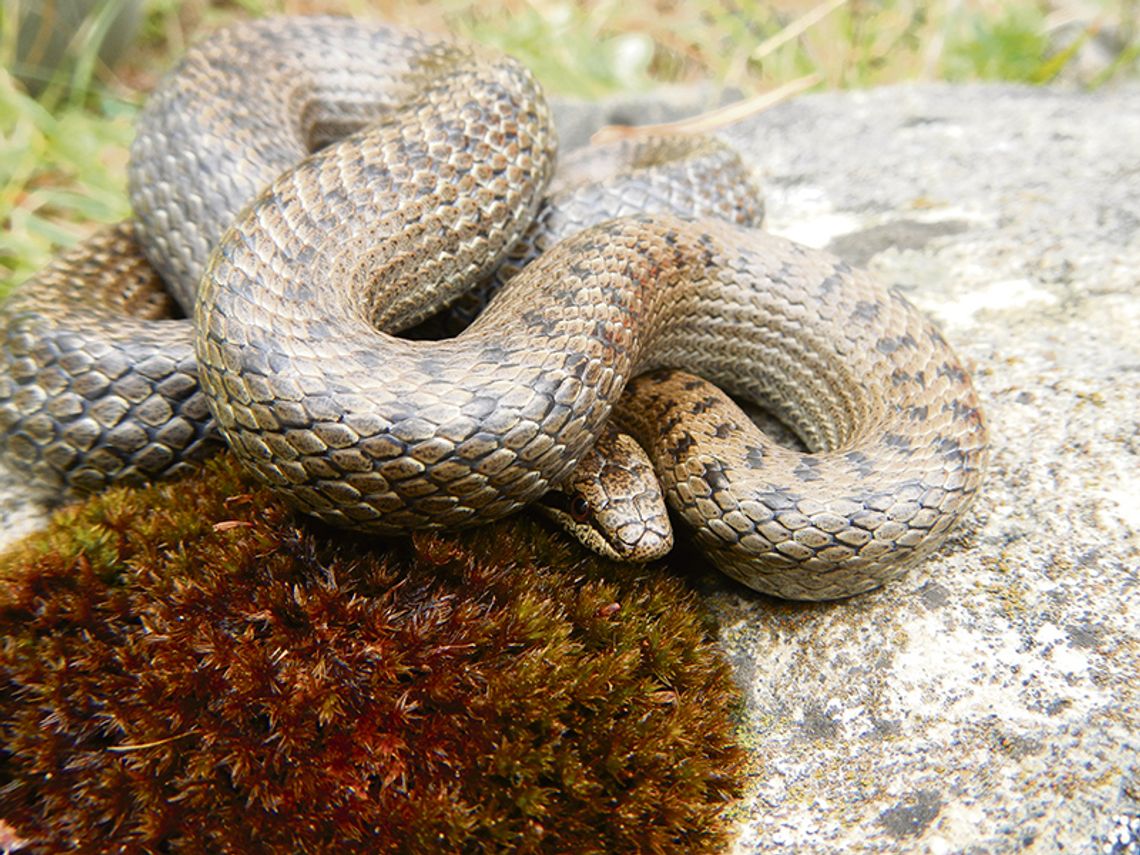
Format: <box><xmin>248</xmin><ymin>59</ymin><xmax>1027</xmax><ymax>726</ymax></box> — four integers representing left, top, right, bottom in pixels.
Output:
<box><xmin>618</xmin><ymin>367</ymin><xmax>986</xmax><ymax>600</ymax></box>
<box><xmin>0</xmin><ymin>18</ymin><xmax>989</xmax><ymax>599</ymax></box>
<box><xmin>0</xmin><ymin>225</ymin><xmax>220</xmax><ymax>493</ymax></box>
<box><xmin>198</xmin><ymin>209</ymin><xmax>988</xmax><ymax>600</ymax></box>
<box><xmin>0</xmin><ymin>18</ymin><xmax>554</xmax><ymax>496</ymax></box>
<box><xmin>0</xmin><ymin>19</ymin><xmax>759</xmax><ymax>563</ymax></box>
<box><xmin>128</xmin><ymin>18</ymin><xmax>527</xmax><ymax>316</ymax></box>
<box><xmin>440</xmin><ymin>134</ymin><xmax>765</xmax><ymax>333</ymax></box>
<box><xmin>0</xmin><ymin>21</ymin><xmax>748</xmax><ymax>477</ymax></box>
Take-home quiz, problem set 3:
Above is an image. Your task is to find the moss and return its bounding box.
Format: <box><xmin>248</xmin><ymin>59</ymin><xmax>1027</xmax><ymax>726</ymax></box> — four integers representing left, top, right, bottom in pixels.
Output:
<box><xmin>0</xmin><ymin>454</ymin><xmax>745</xmax><ymax>852</ymax></box>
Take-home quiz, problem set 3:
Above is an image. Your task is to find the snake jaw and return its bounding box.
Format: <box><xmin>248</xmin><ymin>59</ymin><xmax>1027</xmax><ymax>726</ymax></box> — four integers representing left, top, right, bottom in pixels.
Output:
<box><xmin>594</xmin><ymin>513</ymin><xmax>674</xmax><ymax>564</ymax></box>
<box><xmin>536</xmin><ymin>488</ymin><xmax>674</xmax><ymax>564</ymax></box>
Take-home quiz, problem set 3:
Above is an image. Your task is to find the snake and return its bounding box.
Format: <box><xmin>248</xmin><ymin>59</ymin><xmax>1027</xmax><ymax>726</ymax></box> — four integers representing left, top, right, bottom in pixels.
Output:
<box><xmin>0</xmin><ymin>17</ymin><xmax>988</xmax><ymax>601</ymax></box>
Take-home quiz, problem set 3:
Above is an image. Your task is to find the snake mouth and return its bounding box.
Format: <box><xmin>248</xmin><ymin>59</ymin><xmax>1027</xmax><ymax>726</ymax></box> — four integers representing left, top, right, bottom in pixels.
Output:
<box><xmin>606</xmin><ymin>523</ymin><xmax>673</xmax><ymax>563</ymax></box>
<box><xmin>535</xmin><ymin>489</ymin><xmax>673</xmax><ymax>563</ymax></box>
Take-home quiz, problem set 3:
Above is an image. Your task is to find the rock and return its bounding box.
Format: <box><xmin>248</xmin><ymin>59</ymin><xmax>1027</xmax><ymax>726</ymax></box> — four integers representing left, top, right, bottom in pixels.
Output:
<box><xmin>0</xmin><ymin>474</ymin><xmax>48</xmax><ymax>553</ymax></box>
<box><xmin>3</xmin><ymin>81</ymin><xmax>1138</xmax><ymax>852</ymax></box>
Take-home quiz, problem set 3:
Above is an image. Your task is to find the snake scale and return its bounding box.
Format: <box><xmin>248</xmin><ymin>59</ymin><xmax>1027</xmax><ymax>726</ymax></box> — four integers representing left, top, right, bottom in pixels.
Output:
<box><xmin>0</xmin><ymin>17</ymin><xmax>987</xmax><ymax>600</ymax></box>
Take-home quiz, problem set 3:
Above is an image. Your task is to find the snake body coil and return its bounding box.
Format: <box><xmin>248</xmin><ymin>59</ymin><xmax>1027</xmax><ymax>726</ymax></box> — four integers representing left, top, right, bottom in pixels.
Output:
<box><xmin>0</xmin><ymin>17</ymin><xmax>988</xmax><ymax>600</ymax></box>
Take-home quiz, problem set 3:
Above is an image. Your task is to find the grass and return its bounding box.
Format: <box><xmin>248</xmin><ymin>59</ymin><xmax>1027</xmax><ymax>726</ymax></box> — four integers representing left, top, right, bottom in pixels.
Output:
<box><xmin>0</xmin><ymin>0</ymin><xmax>1137</xmax><ymax>295</ymax></box>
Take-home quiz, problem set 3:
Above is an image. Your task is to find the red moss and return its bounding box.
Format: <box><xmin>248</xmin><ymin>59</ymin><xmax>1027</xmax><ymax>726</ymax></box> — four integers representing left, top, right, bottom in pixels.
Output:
<box><xmin>0</xmin><ymin>454</ymin><xmax>744</xmax><ymax>852</ymax></box>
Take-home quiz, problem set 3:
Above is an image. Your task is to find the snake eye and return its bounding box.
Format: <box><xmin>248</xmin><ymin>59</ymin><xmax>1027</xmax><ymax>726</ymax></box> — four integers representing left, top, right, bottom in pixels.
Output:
<box><xmin>570</xmin><ymin>495</ymin><xmax>591</xmax><ymax>523</ymax></box>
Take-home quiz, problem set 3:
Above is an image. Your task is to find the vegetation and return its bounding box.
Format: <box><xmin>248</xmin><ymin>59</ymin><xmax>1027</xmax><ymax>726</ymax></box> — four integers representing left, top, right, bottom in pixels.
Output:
<box><xmin>1</xmin><ymin>0</ymin><xmax>1137</xmax><ymax>294</ymax></box>
<box><xmin>0</xmin><ymin>454</ymin><xmax>745</xmax><ymax>851</ymax></box>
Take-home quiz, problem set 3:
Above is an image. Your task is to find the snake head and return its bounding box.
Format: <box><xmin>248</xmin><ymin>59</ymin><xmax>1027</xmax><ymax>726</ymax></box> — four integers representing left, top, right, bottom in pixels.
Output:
<box><xmin>537</xmin><ymin>424</ymin><xmax>673</xmax><ymax>563</ymax></box>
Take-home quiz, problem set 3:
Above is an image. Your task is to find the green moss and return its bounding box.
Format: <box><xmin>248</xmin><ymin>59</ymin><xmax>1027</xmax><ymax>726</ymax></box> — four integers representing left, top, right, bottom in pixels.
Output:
<box><xmin>0</xmin><ymin>454</ymin><xmax>745</xmax><ymax>852</ymax></box>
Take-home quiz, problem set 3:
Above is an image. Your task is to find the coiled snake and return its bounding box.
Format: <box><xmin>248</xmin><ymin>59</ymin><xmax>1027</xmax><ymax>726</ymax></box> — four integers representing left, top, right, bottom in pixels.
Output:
<box><xmin>0</xmin><ymin>17</ymin><xmax>987</xmax><ymax>600</ymax></box>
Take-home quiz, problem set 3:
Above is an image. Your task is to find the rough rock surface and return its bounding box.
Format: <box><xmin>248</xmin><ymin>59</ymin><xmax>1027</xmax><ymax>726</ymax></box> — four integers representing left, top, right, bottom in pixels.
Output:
<box><xmin>3</xmin><ymin>83</ymin><xmax>1139</xmax><ymax>852</ymax></box>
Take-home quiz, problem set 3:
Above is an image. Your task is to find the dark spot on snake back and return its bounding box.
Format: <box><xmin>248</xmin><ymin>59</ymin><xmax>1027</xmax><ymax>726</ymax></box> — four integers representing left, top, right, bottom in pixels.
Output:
<box><xmin>668</xmin><ymin>431</ymin><xmax>695</xmax><ymax>457</ymax></box>
<box><xmin>937</xmin><ymin>437</ymin><xmax>964</xmax><ymax>463</ymax></box>
<box><xmin>793</xmin><ymin>457</ymin><xmax>823</xmax><ymax>482</ymax></box>
<box><xmin>845</xmin><ymin>450</ymin><xmax>875</xmax><ymax>478</ymax></box>
<box><xmin>937</xmin><ymin>362</ymin><xmax>967</xmax><ymax>384</ymax></box>
<box><xmin>883</xmin><ymin>433</ymin><xmax>913</xmax><ymax>453</ymax></box>
<box><xmin>689</xmin><ymin>395</ymin><xmax>720</xmax><ymax>415</ymax></box>
<box><xmin>700</xmin><ymin>459</ymin><xmax>731</xmax><ymax>491</ymax></box>
<box><xmin>877</xmin><ymin>334</ymin><xmax>918</xmax><ymax>355</ymax></box>
<box><xmin>817</xmin><ymin>272</ymin><xmax>844</xmax><ymax>295</ymax></box>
